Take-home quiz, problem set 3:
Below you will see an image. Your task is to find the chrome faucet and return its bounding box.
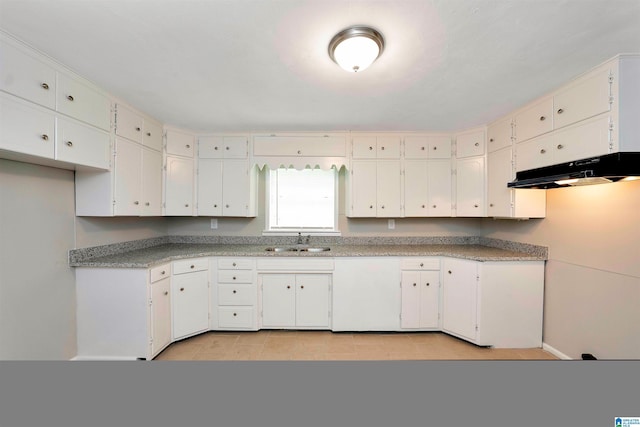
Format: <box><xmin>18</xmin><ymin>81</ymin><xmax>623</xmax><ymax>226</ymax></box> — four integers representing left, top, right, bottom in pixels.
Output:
<box><xmin>296</xmin><ymin>232</ymin><xmax>304</xmax><ymax>245</ymax></box>
<box><xmin>296</xmin><ymin>233</ymin><xmax>311</xmax><ymax>246</ymax></box>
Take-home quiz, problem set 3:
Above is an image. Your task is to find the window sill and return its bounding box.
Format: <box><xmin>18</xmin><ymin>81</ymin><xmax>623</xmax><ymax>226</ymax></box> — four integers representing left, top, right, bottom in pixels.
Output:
<box><xmin>262</xmin><ymin>230</ymin><xmax>342</xmax><ymax>237</ymax></box>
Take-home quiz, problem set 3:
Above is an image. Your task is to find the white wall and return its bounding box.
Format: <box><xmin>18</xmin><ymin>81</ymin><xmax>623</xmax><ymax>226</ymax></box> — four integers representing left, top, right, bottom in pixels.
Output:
<box><xmin>0</xmin><ymin>159</ymin><xmax>77</xmax><ymax>359</ymax></box>
<box><xmin>482</xmin><ymin>179</ymin><xmax>640</xmax><ymax>359</ymax></box>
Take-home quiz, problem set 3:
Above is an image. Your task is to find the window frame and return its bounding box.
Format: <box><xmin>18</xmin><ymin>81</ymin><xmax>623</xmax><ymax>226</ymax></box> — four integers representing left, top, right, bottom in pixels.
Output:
<box><xmin>263</xmin><ymin>167</ymin><xmax>341</xmax><ymax>236</ymax></box>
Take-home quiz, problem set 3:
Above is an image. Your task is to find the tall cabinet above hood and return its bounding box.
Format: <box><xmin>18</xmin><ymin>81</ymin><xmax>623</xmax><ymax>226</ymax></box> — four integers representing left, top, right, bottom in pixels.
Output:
<box><xmin>508</xmin><ymin>54</ymin><xmax>640</xmax><ymax>189</ymax></box>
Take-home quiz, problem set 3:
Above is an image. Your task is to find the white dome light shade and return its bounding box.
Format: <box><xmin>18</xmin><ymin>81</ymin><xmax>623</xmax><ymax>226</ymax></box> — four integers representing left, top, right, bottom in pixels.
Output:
<box><xmin>329</xmin><ymin>26</ymin><xmax>384</xmax><ymax>73</ymax></box>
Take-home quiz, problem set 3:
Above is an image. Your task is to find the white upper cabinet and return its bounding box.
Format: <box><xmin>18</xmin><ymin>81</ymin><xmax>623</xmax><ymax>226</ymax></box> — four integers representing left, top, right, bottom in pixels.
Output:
<box><xmin>455</xmin><ymin>129</ymin><xmax>485</xmax><ymax>158</ymax></box>
<box><xmin>404</xmin><ymin>135</ymin><xmax>451</xmax><ymax>159</ymax></box>
<box><xmin>553</xmin><ymin>66</ymin><xmax>612</xmax><ymax>130</ymax></box>
<box><xmin>486</xmin><ymin>117</ymin><xmax>512</xmax><ymax>153</ymax></box>
<box><xmin>166</xmin><ymin>128</ymin><xmax>195</xmax><ymax>157</ymax></box>
<box><xmin>164</xmin><ymin>155</ymin><xmax>194</xmax><ymax>216</ymax></box>
<box><xmin>253</xmin><ymin>134</ymin><xmax>345</xmax><ymax>157</ymax></box>
<box><xmin>115</xmin><ymin>103</ymin><xmax>163</xmax><ymax>151</ymax></box>
<box><xmin>56</xmin><ymin>117</ymin><xmax>110</xmax><ymax>169</ymax></box>
<box><xmin>513</xmin><ymin>96</ymin><xmax>554</xmax><ymax>143</ymax></box>
<box><xmin>352</xmin><ymin>135</ymin><xmax>401</xmax><ymax>159</ymax></box>
<box><xmin>0</xmin><ymin>39</ymin><xmax>56</xmax><ymax>109</ymax></box>
<box><xmin>0</xmin><ymin>93</ymin><xmax>55</xmax><ymax>159</ymax></box>
<box><xmin>200</xmin><ymin>135</ymin><xmax>248</xmax><ymax>158</ymax></box>
<box><xmin>456</xmin><ymin>156</ymin><xmax>485</xmax><ymax>217</ymax></box>
<box><xmin>56</xmin><ymin>73</ymin><xmax>111</xmax><ymax>131</ymax></box>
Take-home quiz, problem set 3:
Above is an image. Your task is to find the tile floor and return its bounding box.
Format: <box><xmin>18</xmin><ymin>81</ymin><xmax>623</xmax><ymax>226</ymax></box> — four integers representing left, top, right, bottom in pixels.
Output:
<box><xmin>153</xmin><ymin>330</ymin><xmax>558</xmax><ymax>361</ymax></box>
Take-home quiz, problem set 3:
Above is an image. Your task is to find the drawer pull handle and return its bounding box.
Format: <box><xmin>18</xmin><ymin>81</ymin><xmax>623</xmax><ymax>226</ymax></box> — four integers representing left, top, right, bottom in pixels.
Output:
<box><xmin>185</xmin><ymin>204</ymin><xmax>189</xmax><ymax>207</ymax></box>
<box><xmin>180</xmin><ymin>287</ymin><xmax>184</xmax><ymax>291</ymax></box>
<box><xmin>490</xmin><ymin>203</ymin><xmax>494</xmax><ymax>207</ymax></box>
<box><xmin>381</xmin><ymin>205</ymin><xmax>385</xmax><ymax>209</ymax></box>
<box><xmin>297</xmin><ymin>150</ymin><xmax>302</xmax><ymax>155</ymax></box>
<box><xmin>368</xmin><ymin>146</ymin><xmax>373</xmax><ymax>150</ymax></box>
<box><xmin>369</xmin><ymin>205</ymin><xmax>373</xmax><ymax>209</ymax></box>
<box><xmin>226</xmin><ymin>204</ymin><xmax>230</xmax><ymax>208</ymax></box>
<box><xmin>66</xmin><ymin>141</ymin><xmax>73</xmax><ymax>147</ymax></box>
<box><xmin>540</xmin><ymin>149</ymin><xmax>546</xmax><ymax>154</ymax></box>
<box><xmin>164</xmin><ymin>291</ymin><xmax>168</xmax><ymax>295</ymax></box>
<box><xmin>134</xmin><ymin>201</ymin><xmax>139</xmax><ymax>205</ymax></box>
<box><xmin>433</xmin><ymin>204</ymin><xmax>437</xmax><ymax>208</ymax></box>
<box><xmin>539</xmin><ymin>116</ymin><xmax>546</xmax><ymax>121</ymax></box>
<box><xmin>233</xmin><ymin>313</ymin><xmax>237</xmax><ymax>316</ymax></box>
<box><xmin>474</xmin><ymin>142</ymin><xmax>479</xmax><ymax>147</ymax></box>
<box><xmin>557</xmin><ymin>144</ymin><xmax>564</xmax><ymax>150</ymax></box>
<box><xmin>474</xmin><ymin>204</ymin><xmax>479</xmax><ymax>208</ymax></box>
<box><xmin>146</xmin><ymin>132</ymin><xmax>151</xmax><ymax>136</ymax></box>
<box><xmin>186</xmin><ymin>144</ymin><xmax>191</xmax><ymax>149</ymax></box>
<box><xmin>214</xmin><ymin>146</ymin><xmax>219</xmax><ymax>150</ymax></box>
<box><xmin>412</xmin><ymin>283</ymin><xmax>417</xmax><ymax>287</ymax></box>
<box><xmin>226</xmin><ymin>146</ymin><xmax>230</xmax><ymax>150</ymax></box>
<box><xmin>232</xmin><ymin>276</ymin><xmax>236</xmax><ymax>280</ymax></box>
<box><xmin>448</xmin><ymin>270</ymin><xmax>452</xmax><ymax>274</ymax></box>
<box><xmin>489</xmin><ymin>138</ymin><xmax>494</xmax><ymax>142</ymax></box>
<box><xmin>300</xmin><ymin>286</ymin><xmax>304</xmax><ymax>289</ymax></box>
<box><xmin>67</xmin><ymin>95</ymin><xmax>74</xmax><ymax>101</ymax></box>
<box><xmin>381</xmin><ymin>146</ymin><xmax>385</xmax><ymax>150</ymax></box>
<box><xmin>420</xmin><ymin>263</ymin><xmax>424</xmax><ymax>267</ymax></box>
<box><xmin>287</xmin><ymin>285</ymin><xmax>291</xmax><ymax>289</ymax></box>
<box><xmin>136</xmin><ymin>127</ymin><xmax>141</xmax><ymax>132</ymax></box>
<box><xmin>557</xmin><ymin>108</ymin><xmax>564</xmax><ymax>114</ymax></box>
<box><xmin>190</xmin><ymin>265</ymin><xmax>195</xmax><ymax>269</ymax></box>
<box><xmin>433</xmin><ymin>146</ymin><xmax>437</xmax><ymax>150</ymax></box>
<box><xmin>232</xmin><ymin>262</ymin><xmax>237</xmax><ymax>267</ymax></box>
<box><xmin>421</xmin><ymin>146</ymin><xmax>425</xmax><ymax>150</ymax></box>
<box><xmin>161</xmin><ymin>271</ymin><xmax>166</xmax><ymax>275</ymax></box>
<box><xmin>421</xmin><ymin>204</ymin><xmax>425</xmax><ymax>208</ymax></box>
<box><xmin>41</xmin><ymin>82</ymin><xmax>49</xmax><ymax>90</ymax></box>
<box><xmin>41</xmin><ymin>134</ymin><xmax>49</xmax><ymax>141</ymax></box>
<box><xmin>426</xmin><ymin>283</ymin><xmax>430</xmax><ymax>287</ymax></box>
<box><xmin>233</xmin><ymin>290</ymin><xmax>237</xmax><ymax>294</ymax></box>
<box><xmin>214</xmin><ymin>204</ymin><xmax>218</xmax><ymax>208</ymax></box>
<box><xmin>145</xmin><ymin>202</ymin><xmax>150</xmax><ymax>206</ymax></box>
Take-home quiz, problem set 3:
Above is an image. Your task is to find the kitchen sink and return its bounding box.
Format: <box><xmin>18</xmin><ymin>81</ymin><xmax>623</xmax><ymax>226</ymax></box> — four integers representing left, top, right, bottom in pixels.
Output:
<box><xmin>265</xmin><ymin>246</ymin><xmax>331</xmax><ymax>253</ymax></box>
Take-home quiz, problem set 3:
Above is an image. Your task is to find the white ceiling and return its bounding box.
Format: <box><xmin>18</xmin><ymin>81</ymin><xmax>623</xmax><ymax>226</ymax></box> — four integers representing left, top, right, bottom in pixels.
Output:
<box><xmin>1</xmin><ymin>0</ymin><xmax>639</xmax><ymax>133</ymax></box>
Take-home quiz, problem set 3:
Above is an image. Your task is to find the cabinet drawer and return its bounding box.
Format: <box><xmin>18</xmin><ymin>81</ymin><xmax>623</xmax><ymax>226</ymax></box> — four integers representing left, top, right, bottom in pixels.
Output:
<box><xmin>173</xmin><ymin>258</ymin><xmax>209</xmax><ymax>274</ymax></box>
<box><xmin>150</xmin><ymin>263</ymin><xmax>171</xmax><ymax>283</ymax></box>
<box><xmin>166</xmin><ymin>129</ymin><xmax>195</xmax><ymax>157</ymax></box>
<box><xmin>56</xmin><ymin>73</ymin><xmax>111</xmax><ymax>131</ymax></box>
<box><xmin>217</xmin><ymin>258</ymin><xmax>254</xmax><ymax>270</ymax></box>
<box><xmin>218</xmin><ymin>307</ymin><xmax>254</xmax><ymax>328</ymax></box>
<box><xmin>218</xmin><ymin>284</ymin><xmax>255</xmax><ymax>305</ymax></box>
<box><xmin>56</xmin><ymin>117</ymin><xmax>110</xmax><ymax>169</ymax></box>
<box><xmin>401</xmin><ymin>258</ymin><xmax>440</xmax><ymax>270</ymax></box>
<box><xmin>218</xmin><ymin>270</ymin><xmax>253</xmax><ymax>284</ymax></box>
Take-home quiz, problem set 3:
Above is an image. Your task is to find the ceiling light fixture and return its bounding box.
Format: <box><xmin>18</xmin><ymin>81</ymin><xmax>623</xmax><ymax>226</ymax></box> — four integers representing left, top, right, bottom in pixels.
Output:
<box><xmin>328</xmin><ymin>26</ymin><xmax>384</xmax><ymax>73</ymax></box>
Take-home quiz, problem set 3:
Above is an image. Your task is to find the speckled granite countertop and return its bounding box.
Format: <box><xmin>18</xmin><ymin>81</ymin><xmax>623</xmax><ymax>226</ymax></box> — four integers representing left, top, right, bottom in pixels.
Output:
<box><xmin>69</xmin><ymin>236</ymin><xmax>547</xmax><ymax>268</ymax></box>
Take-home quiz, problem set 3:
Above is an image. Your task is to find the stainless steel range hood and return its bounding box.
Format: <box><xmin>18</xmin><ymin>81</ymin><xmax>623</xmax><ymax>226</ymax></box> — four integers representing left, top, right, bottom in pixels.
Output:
<box><xmin>507</xmin><ymin>152</ymin><xmax>640</xmax><ymax>189</ymax></box>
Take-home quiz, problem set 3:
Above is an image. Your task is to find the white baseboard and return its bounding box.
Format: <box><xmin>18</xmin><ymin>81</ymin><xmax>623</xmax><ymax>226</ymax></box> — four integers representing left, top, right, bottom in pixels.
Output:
<box><xmin>70</xmin><ymin>356</ymin><xmax>141</xmax><ymax>361</ymax></box>
<box><xmin>542</xmin><ymin>343</ymin><xmax>572</xmax><ymax>360</ymax></box>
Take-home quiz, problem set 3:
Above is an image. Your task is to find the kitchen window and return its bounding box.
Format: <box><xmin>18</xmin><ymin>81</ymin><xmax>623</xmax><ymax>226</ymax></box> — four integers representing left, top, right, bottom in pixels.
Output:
<box><xmin>265</xmin><ymin>168</ymin><xmax>339</xmax><ymax>234</ymax></box>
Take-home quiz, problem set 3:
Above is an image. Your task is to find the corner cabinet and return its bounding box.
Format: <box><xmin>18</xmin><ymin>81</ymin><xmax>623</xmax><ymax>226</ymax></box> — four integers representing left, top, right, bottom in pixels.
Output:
<box><xmin>75</xmin><ymin>263</ymin><xmax>172</xmax><ymax>360</ymax></box>
<box><xmin>442</xmin><ymin>258</ymin><xmax>544</xmax><ymax>348</ymax></box>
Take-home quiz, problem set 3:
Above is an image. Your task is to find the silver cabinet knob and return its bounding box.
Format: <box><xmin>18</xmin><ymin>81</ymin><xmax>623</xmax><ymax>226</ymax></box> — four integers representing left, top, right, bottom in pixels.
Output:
<box><xmin>448</xmin><ymin>270</ymin><xmax>452</xmax><ymax>274</ymax></box>
<box><xmin>41</xmin><ymin>134</ymin><xmax>49</xmax><ymax>141</ymax></box>
<box><xmin>146</xmin><ymin>132</ymin><xmax>151</xmax><ymax>137</ymax></box>
<box><xmin>286</xmin><ymin>285</ymin><xmax>291</xmax><ymax>289</ymax></box>
<box><xmin>381</xmin><ymin>205</ymin><xmax>385</xmax><ymax>209</ymax></box>
<box><xmin>190</xmin><ymin>265</ymin><xmax>195</xmax><ymax>269</ymax></box>
<box><xmin>41</xmin><ymin>82</ymin><xmax>49</xmax><ymax>90</ymax></box>
<box><xmin>539</xmin><ymin>116</ymin><xmax>546</xmax><ymax>121</ymax></box>
<box><xmin>145</xmin><ymin>202</ymin><xmax>150</xmax><ymax>206</ymax></box>
<box><xmin>474</xmin><ymin>204</ymin><xmax>479</xmax><ymax>208</ymax></box>
<box><xmin>136</xmin><ymin>127</ymin><xmax>141</xmax><ymax>132</ymax></box>
<box><xmin>412</xmin><ymin>283</ymin><xmax>417</xmax><ymax>287</ymax></box>
<box><xmin>225</xmin><ymin>204</ymin><xmax>230</xmax><ymax>208</ymax></box>
<box><xmin>163</xmin><ymin>291</ymin><xmax>168</xmax><ymax>296</ymax></box>
<box><xmin>161</xmin><ymin>270</ymin><xmax>166</xmax><ymax>275</ymax></box>
<box><xmin>557</xmin><ymin>144</ymin><xmax>564</xmax><ymax>150</ymax></box>
<box><xmin>368</xmin><ymin>146</ymin><xmax>373</xmax><ymax>150</ymax></box>
<box><xmin>67</xmin><ymin>95</ymin><xmax>74</xmax><ymax>101</ymax></box>
<box><xmin>474</xmin><ymin>142</ymin><xmax>479</xmax><ymax>147</ymax></box>
<box><xmin>185</xmin><ymin>204</ymin><xmax>189</xmax><ymax>207</ymax></box>
<box><xmin>426</xmin><ymin>283</ymin><xmax>430</xmax><ymax>287</ymax></box>
<box><xmin>433</xmin><ymin>146</ymin><xmax>437</xmax><ymax>150</ymax></box>
<box><xmin>369</xmin><ymin>205</ymin><xmax>373</xmax><ymax>209</ymax></box>
<box><xmin>134</xmin><ymin>201</ymin><xmax>139</xmax><ymax>205</ymax></box>
<box><xmin>297</xmin><ymin>150</ymin><xmax>302</xmax><ymax>155</ymax></box>
<box><xmin>233</xmin><ymin>312</ymin><xmax>237</xmax><ymax>316</ymax></box>
<box><xmin>233</xmin><ymin>290</ymin><xmax>237</xmax><ymax>294</ymax></box>
<box><xmin>557</xmin><ymin>108</ymin><xmax>564</xmax><ymax>114</ymax></box>
<box><xmin>226</xmin><ymin>146</ymin><xmax>230</xmax><ymax>150</ymax></box>
<box><xmin>421</xmin><ymin>146</ymin><xmax>425</xmax><ymax>150</ymax></box>
<box><xmin>186</xmin><ymin>144</ymin><xmax>191</xmax><ymax>148</ymax></box>
<box><xmin>66</xmin><ymin>141</ymin><xmax>73</xmax><ymax>147</ymax></box>
<box><xmin>489</xmin><ymin>138</ymin><xmax>494</xmax><ymax>142</ymax></box>
<box><xmin>232</xmin><ymin>262</ymin><xmax>237</xmax><ymax>267</ymax></box>
<box><xmin>214</xmin><ymin>146</ymin><xmax>219</xmax><ymax>150</ymax></box>
<box><xmin>180</xmin><ymin>287</ymin><xmax>184</xmax><ymax>291</ymax></box>
<box><xmin>540</xmin><ymin>149</ymin><xmax>546</xmax><ymax>154</ymax></box>
<box><xmin>381</xmin><ymin>146</ymin><xmax>385</xmax><ymax>150</ymax></box>
<box><xmin>300</xmin><ymin>285</ymin><xmax>304</xmax><ymax>289</ymax></box>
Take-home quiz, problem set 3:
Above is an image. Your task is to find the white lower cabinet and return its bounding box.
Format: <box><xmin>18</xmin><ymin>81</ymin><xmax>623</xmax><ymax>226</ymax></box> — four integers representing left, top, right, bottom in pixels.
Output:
<box><xmin>400</xmin><ymin>258</ymin><xmax>440</xmax><ymax>330</ymax></box>
<box><xmin>332</xmin><ymin>257</ymin><xmax>401</xmax><ymax>331</ymax></box>
<box><xmin>260</xmin><ymin>274</ymin><xmax>331</xmax><ymax>328</ymax></box>
<box><xmin>171</xmin><ymin>258</ymin><xmax>210</xmax><ymax>340</ymax></box>
<box><xmin>214</xmin><ymin>258</ymin><xmax>258</xmax><ymax>330</ymax></box>
<box><xmin>75</xmin><ymin>263</ymin><xmax>172</xmax><ymax>360</ymax></box>
<box><xmin>442</xmin><ymin>258</ymin><xmax>545</xmax><ymax>348</ymax></box>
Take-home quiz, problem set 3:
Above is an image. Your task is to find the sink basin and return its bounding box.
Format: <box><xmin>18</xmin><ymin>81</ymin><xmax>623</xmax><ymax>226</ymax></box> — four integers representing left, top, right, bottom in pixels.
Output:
<box><xmin>300</xmin><ymin>247</ymin><xmax>331</xmax><ymax>252</ymax></box>
<box><xmin>265</xmin><ymin>247</ymin><xmax>299</xmax><ymax>252</ymax></box>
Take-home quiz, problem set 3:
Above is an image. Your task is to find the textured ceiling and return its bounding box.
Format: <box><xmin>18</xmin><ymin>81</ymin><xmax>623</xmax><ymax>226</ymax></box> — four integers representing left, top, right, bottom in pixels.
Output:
<box><xmin>1</xmin><ymin>0</ymin><xmax>639</xmax><ymax>133</ymax></box>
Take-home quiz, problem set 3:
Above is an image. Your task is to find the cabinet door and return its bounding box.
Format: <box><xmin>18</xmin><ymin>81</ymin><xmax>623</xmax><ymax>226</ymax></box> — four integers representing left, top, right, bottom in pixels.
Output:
<box><xmin>427</xmin><ymin>159</ymin><xmax>452</xmax><ymax>216</ymax></box>
<box><xmin>401</xmin><ymin>271</ymin><xmax>421</xmax><ymax>328</ymax></box>
<box><xmin>442</xmin><ymin>258</ymin><xmax>477</xmax><ymax>341</ymax></box>
<box><xmin>166</xmin><ymin>129</ymin><xmax>194</xmax><ymax>157</ymax></box>
<box><xmin>197</xmin><ymin>159</ymin><xmax>223</xmax><ymax>216</ymax></box>
<box><xmin>515</xmin><ymin>134</ymin><xmax>554</xmax><ymax>172</ymax></box>
<box><xmin>0</xmin><ymin>94</ymin><xmax>55</xmax><ymax>159</ymax></box>
<box><xmin>419</xmin><ymin>271</ymin><xmax>440</xmax><ymax>328</ymax></box>
<box><xmin>352</xmin><ymin>136</ymin><xmax>377</xmax><ymax>158</ymax></box>
<box><xmin>222</xmin><ymin>160</ymin><xmax>250</xmax><ymax>216</ymax></box>
<box><xmin>56</xmin><ymin>73</ymin><xmax>111</xmax><ymax>131</ymax></box>
<box><xmin>349</xmin><ymin>160</ymin><xmax>377</xmax><ymax>217</ymax></box>
<box><xmin>514</xmin><ymin>97</ymin><xmax>553</xmax><ymax>143</ymax></box>
<box><xmin>487</xmin><ymin>147</ymin><xmax>513</xmax><ymax>217</ymax></box>
<box><xmin>377</xmin><ymin>136</ymin><xmax>401</xmax><ymax>159</ymax></box>
<box><xmin>172</xmin><ymin>270</ymin><xmax>209</xmax><ymax>339</ymax></box>
<box><xmin>428</xmin><ymin>136</ymin><xmax>452</xmax><ymax>159</ymax></box>
<box><xmin>0</xmin><ymin>40</ymin><xmax>56</xmax><ymax>109</ymax></box>
<box><xmin>487</xmin><ymin>117</ymin><xmax>512</xmax><ymax>153</ymax></box>
<box><xmin>115</xmin><ymin>104</ymin><xmax>144</xmax><ymax>143</ymax></box>
<box><xmin>151</xmin><ymin>277</ymin><xmax>171</xmax><ymax>357</ymax></box>
<box><xmin>261</xmin><ymin>274</ymin><xmax>296</xmax><ymax>327</ymax></box>
<box><xmin>165</xmin><ymin>155</ymin><xmax>194</xmax><ymax>216</ymax></box>
<box><xmin>404</xmin><ymin>161</ymin><xmax>429</xmax><ymax>217</ymax></box>
<box><xmin>295</xmin><ymin>274</ymin><xmax>330</xmax><ymax>328</ymax></box>
<box><xmin>456</xmin><ymin>157</ymin><xmax>485</xmax><ymax>217</ymax></box>
<box><xmin>114</xmin><ymin>138</ymin><xmax>142</xmax><ymax>216</ymax></box>
<box><xmin>141</xmin><ymin>148</ymin><xmax>162</xmax><ymax>216</ymax></box>
<box><xmin>552</xmin><ymin>115</ymin><xmax>611</xmax><ymax>164</ymax></box>
<box><xmin>142</xmin><ymin>118</ymin><xmax>163</xmax><ymax>151</ymax></box>
<box><xmin>221</xmin><ymin>136</ymin><xmax>248</xmax><ymax>158</ymax></box>
<box><xmin>376</xmin><ymin>160</ymin><xmax>401</xmax><ymax>217</ymax></box>
<box><xmin>56</xmin><ymin>117</ymin><xmax>110</xmax><ymax>169</ymax></box>
<box><xmin>553</xmin><ymin>67</ymin><xmax>611</xmax><ymax>129</ymax></box>
<box><xmin>404</xmin><ymin>136</ymin><xmax>429</xmax><ymax>159</ymax></box>
<box><xmin>456</xmin><ymin>130</ymin><xmax>485</xmax><ymax>158</ymax></box>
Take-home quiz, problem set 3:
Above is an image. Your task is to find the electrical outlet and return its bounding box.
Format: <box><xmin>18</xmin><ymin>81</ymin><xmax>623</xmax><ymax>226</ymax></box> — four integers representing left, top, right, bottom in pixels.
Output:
<box><xmin>388</xmin><ymin>219</ymin><xmax>395</xmax><ymax>230</ymax></box>
<box><xmin>210</xmin><ymin>219</ymin><xmax>218</xmax><ymax>229</ymax></box>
